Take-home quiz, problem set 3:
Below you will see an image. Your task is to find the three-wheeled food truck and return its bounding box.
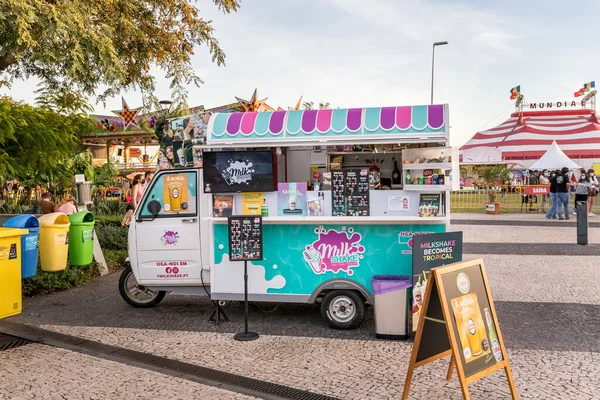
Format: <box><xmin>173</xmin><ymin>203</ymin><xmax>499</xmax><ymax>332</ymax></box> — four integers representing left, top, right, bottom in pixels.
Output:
<box><xmin>121</xmin><ymin>104</ymin><xmax>458</xmax><ymax>329</ymax></box>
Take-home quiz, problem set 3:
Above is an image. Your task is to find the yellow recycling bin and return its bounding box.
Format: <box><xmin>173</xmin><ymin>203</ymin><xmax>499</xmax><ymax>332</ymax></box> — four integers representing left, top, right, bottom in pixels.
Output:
<box><xmin>38</xmin><ymin>212</ymin><xmax>70</xmax><ymax>272</ymax></box>
<box><xmin>0</xmin><ymin>227</ymin><xmax>28</xmax><ymax>319</ymax></box>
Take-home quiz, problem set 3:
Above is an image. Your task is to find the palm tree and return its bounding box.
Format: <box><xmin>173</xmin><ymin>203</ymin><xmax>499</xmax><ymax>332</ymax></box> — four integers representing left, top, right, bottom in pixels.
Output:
<box><xmin>302</xmin><ymin>101</ymin><xmax>314</xmax><ymax>110</ymax></box>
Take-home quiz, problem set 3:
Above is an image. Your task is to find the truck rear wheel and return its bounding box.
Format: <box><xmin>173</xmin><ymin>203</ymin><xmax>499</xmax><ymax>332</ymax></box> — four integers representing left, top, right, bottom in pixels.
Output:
<box><xmin>321</xmin><ymin>290</ymin><xmax>365</xmax><ymax>330</ymax></box>
<box><xmin>119</xmin><ymin>267</ymin><xmax>166</xmax><ymax>308</ymax></box>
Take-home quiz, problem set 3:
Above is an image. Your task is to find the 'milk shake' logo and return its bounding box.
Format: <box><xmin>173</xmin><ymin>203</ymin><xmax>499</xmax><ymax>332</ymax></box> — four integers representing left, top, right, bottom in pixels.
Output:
<box><xmin>303</xmin><ymin>226</ymin><xmax>365</xmax><ymax>276</ymax></box>
<box><xmin>222</xmin><ymin>160</ymin><xmax>255</xmax><ymax>185</ymax></box>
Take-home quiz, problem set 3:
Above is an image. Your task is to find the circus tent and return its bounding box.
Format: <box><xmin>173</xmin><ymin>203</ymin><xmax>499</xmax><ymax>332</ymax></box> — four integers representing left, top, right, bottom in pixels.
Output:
<box><xmin>460</xmin><ymin>109</ymin><xmax>600</xmax><ymax>166</ymax></box>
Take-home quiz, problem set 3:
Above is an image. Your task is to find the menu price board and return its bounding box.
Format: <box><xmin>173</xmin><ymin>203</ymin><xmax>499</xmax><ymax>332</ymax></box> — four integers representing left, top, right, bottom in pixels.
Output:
<box><xmin>332</xmin><ymin>171</ymin><xmax>346</xmax><ymax>216</ymax></box>
<box><xmin>403</xmin><ymin>259</ymin><xmax>517</xmax><ymax>400</ymax></box>
<box><xmin>331</xmin><ymin>169</ymin><xmax>370</xmax><ymax>217</ymax></box>
<box><xmin>227</xmin><ymin>216</ymin><xmax>263</xmax><ymax>261</ymax></box>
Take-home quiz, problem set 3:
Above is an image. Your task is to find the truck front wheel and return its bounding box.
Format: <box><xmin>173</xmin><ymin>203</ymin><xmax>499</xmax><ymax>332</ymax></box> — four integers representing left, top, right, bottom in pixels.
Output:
<box><xmin>119</xmin><ymin>267</ymin><xmax>166</xmax><ymax>308</ymax></box>
<box><xmin>321</xmin><ymin>290</ymin><xmax>365</xmax><ymax>330</ymax></box>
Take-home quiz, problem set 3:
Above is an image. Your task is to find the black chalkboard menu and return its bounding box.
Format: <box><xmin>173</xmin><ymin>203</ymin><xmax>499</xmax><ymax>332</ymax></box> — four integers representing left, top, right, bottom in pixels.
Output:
<box><xmin>332</xmin><ymin>171</ymin><xmax>346</xmax><ymax>216</ymax></box>
<box><xmin>331</xmin><ymin>169</ymin><xmax>370</xmax><ymax>217</ymax></box>
<box><xmin>228</xmin><ymin>216</ymin><xmax>263</xmax><ymax>261</ymax></box>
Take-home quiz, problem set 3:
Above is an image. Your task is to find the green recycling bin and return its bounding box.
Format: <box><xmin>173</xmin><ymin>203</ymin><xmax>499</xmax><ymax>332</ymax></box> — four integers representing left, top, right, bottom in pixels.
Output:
<box><xmin>68</xmin><ymin>211</ymin><xmax>95</xmax><ymax>266</ymax></box>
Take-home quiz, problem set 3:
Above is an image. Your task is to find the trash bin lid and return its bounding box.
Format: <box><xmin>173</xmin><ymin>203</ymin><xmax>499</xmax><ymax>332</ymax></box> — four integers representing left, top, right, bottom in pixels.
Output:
<box><xmin>68</xmin><ymin>211</ymin><xmax>94</xmax><ymax>224</ymax></box>
<box><xmin>372</xmin><ymin>275</ymin><xmax>412</xmax><ymax>295</ymax></box>
<box><xmin>3</xmin><ymin>214</ymin><xmax>40</xmax><ymax>230</ymax></box>
<box><xmin>38</xmin><ymin>212</ymin><xmax>70</xmax><ymax>227</ymax></box>
<box><xmin>0</xmin><ymin>227</ymin><xmax>28</xmax><ymax>239</ymax></box>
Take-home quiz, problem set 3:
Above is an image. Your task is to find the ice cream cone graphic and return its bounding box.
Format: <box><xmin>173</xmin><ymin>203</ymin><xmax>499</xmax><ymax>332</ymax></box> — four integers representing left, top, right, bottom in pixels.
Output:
<box><xmin>303</xmin><ymin>246</ymin><xmax>323</xmax><ymax>273</ymax></box>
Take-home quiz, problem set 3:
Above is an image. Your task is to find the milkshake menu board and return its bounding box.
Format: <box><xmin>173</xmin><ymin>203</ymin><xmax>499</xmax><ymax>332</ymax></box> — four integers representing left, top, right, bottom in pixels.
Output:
<box><xmin>331</xmin><ymin>170</ymin><xmax>370</xmax><ymax>217</ymax></box>
<box><xmin>345</xmin><ymin>170</ymin><xmax>370</xmax><ymax>216</ymax></box>
<box><xmin>227</xmin><ymin>216</ymin><xmax>263</xmax><ymax>261</ymax></box>
<box><xmin>332</xmin><ymin>171</ymin><xmax>346</xmax><ymax>216</ymax></box>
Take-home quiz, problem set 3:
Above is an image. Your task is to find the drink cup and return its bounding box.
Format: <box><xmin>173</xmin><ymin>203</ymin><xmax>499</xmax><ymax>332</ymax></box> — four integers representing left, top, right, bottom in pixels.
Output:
<box><xmin>168</xmin><ymin>182</ymin><xmax>183</xmax><ymax>211</ymax></box>
<box><xmin>461</xmin><ymin>307</ymin><xmax>484</xmax><ymax>357</ymax></box>
<box><xmin>177</xmin><ymin>149</ymin><xmax>186</xmax><ymax>166</ymax></box>
<box><xmin>303</xmin><ymin>247</ymin><xmax>322</xmax><ymax>273</ymax></box>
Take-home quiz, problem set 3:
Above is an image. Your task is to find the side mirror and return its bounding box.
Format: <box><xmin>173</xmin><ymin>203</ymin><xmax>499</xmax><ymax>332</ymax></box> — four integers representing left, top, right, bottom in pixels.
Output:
<box><xmin>147</xmin><ymin>200</ymin><xmax>161</xmax><ymax>220</ymax></box>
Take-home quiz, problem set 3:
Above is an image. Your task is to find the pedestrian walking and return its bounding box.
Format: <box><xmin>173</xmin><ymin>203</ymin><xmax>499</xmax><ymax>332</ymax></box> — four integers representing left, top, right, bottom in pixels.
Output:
<box><xmin>546</xmin><ymin>170</ymin><xmax>560</xmax><ymax>219</ymax></box>
<box><xmin>573</xmin><ymin>169</ymin><xmax>590</xmax><ymax>215</ymax></box>
<box><xmin>550</xmin><ymin>167</ymin><xmax>570</xmax><ymax>220</ymax></box>
<box><xmin>587</xmin><ymin>168</ymin><xmax>598</xmax><ymax>216</ymax></box>
<box><xmin>540</xmin><ymin>169</ymin><xmax>550</xmax><ymax>213</ymax></box>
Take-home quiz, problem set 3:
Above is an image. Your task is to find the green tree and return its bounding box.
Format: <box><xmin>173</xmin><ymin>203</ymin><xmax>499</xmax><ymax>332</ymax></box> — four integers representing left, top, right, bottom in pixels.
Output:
<box><xmin>482</xmin><ymin>165</ymin><xmax>511</xmax><ymax>202</ymax></box>
<box><xmin>318</xmin><ymin>102</ymin><xmax>331</xmax><ymax>110</ymax></box>
<box><xmin>69</xmin><ymin>151</ymin><xmax>119</xmax><ymax>197</ymax></box>
<box><xmin>0</xmin><ymin>96</ymin><xmax>92</xmax><ymax>191</ymax></box>
<box><xmin>0</xmin><ymin>0</ymin><xmax>240</xmax><ymax>105</ymax></box>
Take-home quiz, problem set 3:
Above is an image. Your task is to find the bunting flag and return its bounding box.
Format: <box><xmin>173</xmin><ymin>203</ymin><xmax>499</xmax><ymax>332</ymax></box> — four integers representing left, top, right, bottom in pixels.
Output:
<box><xmin>575</xmin><ymin>81</ymin><xmax>595</xmax><ymax>97</ymax></box>
<box><xmin>510</xmin><ymin>85</ymin><xmax>521</xmax><ymax>100</ymax></box>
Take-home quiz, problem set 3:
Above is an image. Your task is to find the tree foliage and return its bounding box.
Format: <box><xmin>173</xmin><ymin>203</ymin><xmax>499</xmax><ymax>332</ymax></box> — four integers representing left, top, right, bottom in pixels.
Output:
<box><xmin>0</xmin><ymin>0</ymin><xmax>240</xmax><ymax>105</ymax></box>
<box><xmin>0</xmin><ymin>96</ymin><xmax>92</xmax><ymax>189</ymax></box>
<box><xmin>303</xmin><ymin>101</ymin><xmax>332</xmax><ymax>110</ymax></box>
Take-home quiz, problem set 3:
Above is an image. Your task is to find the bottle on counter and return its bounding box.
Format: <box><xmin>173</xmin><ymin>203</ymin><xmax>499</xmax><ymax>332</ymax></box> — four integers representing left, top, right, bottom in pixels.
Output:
<box><xmin>261</xmin><ymin>199</ymin><xmax>269</xmax><ymax>217</ymax></box>
<box><xmin>392</xmin><ymin>159</ymin><xmax>401</xmax><ymax>185</ymax></box>
<box><xmin>405</xmin><ymin>170</ymin><xmax>411</xmax><ymax>185</ymax></box>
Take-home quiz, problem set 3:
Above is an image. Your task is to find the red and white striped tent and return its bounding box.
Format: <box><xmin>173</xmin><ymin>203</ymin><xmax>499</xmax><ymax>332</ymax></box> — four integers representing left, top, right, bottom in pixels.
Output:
<box><xmin>460</xmin><ymin>109</ymin><xmax>600</xmax><ymax>167</ymax></box>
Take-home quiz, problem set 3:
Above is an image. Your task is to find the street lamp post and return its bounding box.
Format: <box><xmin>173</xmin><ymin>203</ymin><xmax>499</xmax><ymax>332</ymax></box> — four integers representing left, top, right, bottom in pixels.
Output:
<box><xmin>431</xmin><ymin>41</ymin><xmax>449</xmax><ymax>105</ymax></box>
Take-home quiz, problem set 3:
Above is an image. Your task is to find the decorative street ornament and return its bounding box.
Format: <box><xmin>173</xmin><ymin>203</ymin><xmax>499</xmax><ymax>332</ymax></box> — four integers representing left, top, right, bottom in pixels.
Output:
<box><xmin>288</xmin><ymin>95</ymin><xmax>303</xmax><ymax>111</ymax></box>
<box><xmin>236</xmin><ymin>88</ymin><xmax>268</xmax><ymax>112</ymax></box>
<box><xmin>113</xmin><ymin>97</ymin><xmax>141</xmax><ymax>130</ymax></box>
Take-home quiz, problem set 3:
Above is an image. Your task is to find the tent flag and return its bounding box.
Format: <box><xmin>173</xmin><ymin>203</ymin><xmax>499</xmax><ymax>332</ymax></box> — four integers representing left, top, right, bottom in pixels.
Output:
<box><xmin>529</xmin><ymin>141</ymin><xmax>581</xmax><ymax>170</ymax></box>
<box><xmin>510</xmin><ymin>85</ymin><xmax>520</xmax><ymax>100</ymax></box>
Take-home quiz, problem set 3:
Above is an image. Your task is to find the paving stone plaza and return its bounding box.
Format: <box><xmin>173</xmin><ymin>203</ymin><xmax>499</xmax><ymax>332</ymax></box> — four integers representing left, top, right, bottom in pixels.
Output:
<box><xmin>1</xmin><ymin>214</ymin><xmax>599</xmax><ymax>399</ymax></box>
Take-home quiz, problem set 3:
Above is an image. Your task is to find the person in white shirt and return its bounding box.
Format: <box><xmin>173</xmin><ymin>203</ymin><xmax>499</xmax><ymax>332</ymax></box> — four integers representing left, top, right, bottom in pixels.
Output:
<box><xmin>587</xmin><ymin>168</ymin><xmax>598</xmax><ymax>216</ymax></box>
<box><xmin>539</xmin><ymin>169</ymin><xmax>550</xmax><ymax>213</ymax></box>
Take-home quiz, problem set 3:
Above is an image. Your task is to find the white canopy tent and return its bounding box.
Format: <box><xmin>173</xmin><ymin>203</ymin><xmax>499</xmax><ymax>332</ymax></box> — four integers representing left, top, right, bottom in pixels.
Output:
<box><xmin>530</xmin><ymin>141</ymin><xmax>581</xmax><ymax>170</ymax></box>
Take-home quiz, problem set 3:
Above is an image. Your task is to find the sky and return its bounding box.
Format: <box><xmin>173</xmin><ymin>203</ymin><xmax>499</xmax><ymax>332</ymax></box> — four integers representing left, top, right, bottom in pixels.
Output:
<box><xmin>3</xmin><ymin>0</ymin><xmax>600</xmax><ymax>146</ymax></box>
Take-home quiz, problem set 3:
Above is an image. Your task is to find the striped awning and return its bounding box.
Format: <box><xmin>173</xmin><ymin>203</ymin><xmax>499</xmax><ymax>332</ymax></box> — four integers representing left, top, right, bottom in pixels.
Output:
<box><xmin>206</xmin><ymin>105</ymin><xmax>448</xmax><ymax>146</ymax></box>
<box><xmin>460</xmin><ymin>109</ymin><xmax>600</xmax><ymax>160</ymax></box>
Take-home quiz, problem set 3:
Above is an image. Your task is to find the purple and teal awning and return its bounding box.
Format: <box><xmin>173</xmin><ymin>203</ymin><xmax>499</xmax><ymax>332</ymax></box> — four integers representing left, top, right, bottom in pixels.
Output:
<box><xmin>206</xmin><ymin>104</ymin><xmax>448</xmax><ymax>146</ymax></box>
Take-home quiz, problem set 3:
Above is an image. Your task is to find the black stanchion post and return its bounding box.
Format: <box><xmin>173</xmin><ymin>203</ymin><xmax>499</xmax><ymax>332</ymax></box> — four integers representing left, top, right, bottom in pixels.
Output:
<box><xmin>577</xmin><ymin>201</ymin><xmax>588</xmax><ymax>245</ymax></box>
<box><xmin>234</xmin><ymin>244</ymin><xmax>258</xmax><ymax>341</ymax></box>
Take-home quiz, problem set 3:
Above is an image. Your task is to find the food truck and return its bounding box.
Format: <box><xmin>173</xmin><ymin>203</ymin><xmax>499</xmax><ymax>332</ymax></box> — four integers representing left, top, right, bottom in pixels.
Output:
<box><xmin>121</xmin><ymin>104</ymin><xmax>458</xmax><ymax>329</ymax></box>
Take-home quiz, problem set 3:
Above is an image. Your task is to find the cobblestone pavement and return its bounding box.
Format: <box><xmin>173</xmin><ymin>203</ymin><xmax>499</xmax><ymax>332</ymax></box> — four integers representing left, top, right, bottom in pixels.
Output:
<box><xmin>1</xmin><ymin>215</ymin><xmax>598</xmax><ymax>399</ymax></box>
<box><xmin>0</xmin><ymin>344</ymin><xmax>255</xmax><ymax>400</ymax></box>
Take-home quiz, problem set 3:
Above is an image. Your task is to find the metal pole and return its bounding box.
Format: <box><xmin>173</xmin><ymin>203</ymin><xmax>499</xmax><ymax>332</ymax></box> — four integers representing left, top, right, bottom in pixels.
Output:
<box><xmin>244</xmin><ymin>260</ymin><xmax>249</xmax><ymax>334</ymax></box>
<box><xmin>431</xmin><ymin>45</ymin><xmax>435</xmax><ymax>105</ymax></box>
<box><xmin>430</xmin><ymin>41</ymin><xmax>448</xmax><ymax>105</ymax></box>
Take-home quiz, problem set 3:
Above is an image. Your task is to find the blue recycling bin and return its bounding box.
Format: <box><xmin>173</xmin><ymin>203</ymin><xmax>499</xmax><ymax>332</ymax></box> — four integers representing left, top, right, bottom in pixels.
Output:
<box><xmin>3</xmin><ymin>214</ymin><xmax>40</xmax><ymax>278</ymax></box>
